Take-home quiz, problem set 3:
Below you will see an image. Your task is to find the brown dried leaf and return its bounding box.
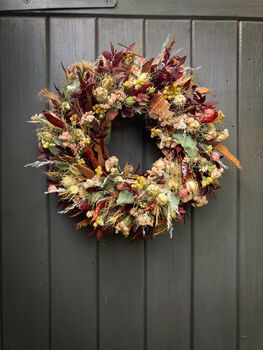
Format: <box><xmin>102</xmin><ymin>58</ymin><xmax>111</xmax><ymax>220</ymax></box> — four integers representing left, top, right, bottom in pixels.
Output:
<box><xmin>39</xmin><ymin>88</ymin><xmax>59</xmax><ymax>102</ymax></box>
<box><xmin>197</xmin><ymin>87</ymin><xmax>212</xmax><ymax>94</ymax></box>
<box><xmin>94</xmin><ymin>142</ymin><xmax>105</xmax><ymax>167</ymax></box>
<box><xmin>215</xmin><ymin>144</ymin><xmax>242</xmax><ymax>170</ymax></box>
<box><xmin>141</xmin><ymin>57</ymin><xmax>155</xmax><ymax>73</ymax></box>
<box><xmin>149</xmin><ymin>93</ymin><xmax>173</xmax><ymax>119</ymax></box>
<box><xmin>167</xmin><ymin>37</ymin><xmax>175</xmax><ymax>52</ymax></box>
<box><xmin>76</xmin><ymin>218</ymin><xmax>90</xmax><ymax>230</ymax></box>
<box><xmin>75</xmin><ymin>164</ymin><xmax>96</xmax><ymax>178</ymax></box>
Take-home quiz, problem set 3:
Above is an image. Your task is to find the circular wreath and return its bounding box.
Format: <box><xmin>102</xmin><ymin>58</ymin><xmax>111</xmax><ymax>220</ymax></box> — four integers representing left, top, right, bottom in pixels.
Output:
<box><xmin>28</xmin><ymin>39</ymin><xmax>241</xmax><ymax>240</ymax></box>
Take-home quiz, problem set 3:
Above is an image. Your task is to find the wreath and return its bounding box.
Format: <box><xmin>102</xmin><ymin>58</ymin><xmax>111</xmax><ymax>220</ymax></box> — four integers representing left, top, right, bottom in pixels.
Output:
<box><xmin>28</xmin><ymin>39</ymin><xmax>241</xmax><ymax>240</ymax></box>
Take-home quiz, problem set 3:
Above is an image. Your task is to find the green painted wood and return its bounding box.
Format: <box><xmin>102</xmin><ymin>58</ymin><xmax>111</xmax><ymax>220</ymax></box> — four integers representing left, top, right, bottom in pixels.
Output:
<box><xmin>0</xmin><ymin>17</ymin><xmax>49</xmax><ymax>350</ymax></box>
<box><xmin>239</xmin><ymin>21</ymin><xmax>263</xmax><ymax>350</ymax></box>
<box><xmin>98</xmin><ymin>18</ymin><xmax>145</xmax><ymax>350</ymax></box>
<box><xmin>49</xmin><ymin>17</ymin><xmax>97</xmax><ymax>350</ymax></box>
<box><xmin>192</xmin><ymin>21</ymin><xmax>238</xmax><ymax>350</ymax></box>
<box><xmin>145</xmin><ymin>20</ymin><xmax>192</xmax><ymax>350</ymax></box>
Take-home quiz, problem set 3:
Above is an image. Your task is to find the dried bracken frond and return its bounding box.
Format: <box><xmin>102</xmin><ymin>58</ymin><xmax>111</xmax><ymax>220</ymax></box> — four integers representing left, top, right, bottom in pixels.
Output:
<box><xmin>215</xmin><ymin>144</ymin><xmax>242</xmax><ymax>170</ymax></box>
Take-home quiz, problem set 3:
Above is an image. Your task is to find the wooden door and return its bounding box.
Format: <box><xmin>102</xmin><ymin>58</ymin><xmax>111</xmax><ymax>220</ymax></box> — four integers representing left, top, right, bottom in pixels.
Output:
<box><xmin>0</xmin><ymin>1</ymin><xmax>262</xmax><ymax>349</ymax></box>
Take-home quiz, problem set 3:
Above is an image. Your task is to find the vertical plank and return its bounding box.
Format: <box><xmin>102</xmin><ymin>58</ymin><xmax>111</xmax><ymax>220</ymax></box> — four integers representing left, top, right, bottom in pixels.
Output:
<box><xmin>145</xmin><ymin>20</ymin><xmax>192</xmax><ymax>350</ymax></box>
<box><xmin>239</xmin><ymin>22</ymin><xmax>263</xmax><ymax>350</ymax></box>
<box><xmin>49</xmin><ymin>17</ymin><xmax>97</xmax><ymax>350</ymax></box>
<box><xmin>98</xmin><ymin>18</ymin><xmax>145</xmax><ymax>350</ymax></box>
<box><xmin>192</xmin><ymin>21</ymin><xmax>237</xmax><ymax>349</ymax></box>
<box><xmin>0</xmin><ymin>17</ymin><xmax>49</xmax><ymax>350</ymax></box>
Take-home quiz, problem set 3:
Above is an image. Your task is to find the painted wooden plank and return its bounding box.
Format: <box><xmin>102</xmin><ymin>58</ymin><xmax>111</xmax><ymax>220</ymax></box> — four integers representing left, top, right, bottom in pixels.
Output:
<box><xmin>98</xmin><ymin>18</ymin><xmax>145</xmax><ymax>350</ymax></box>
<box><xmin>49</xmin><ymin>17</ymin><xmax>97</xmax><ymax>350</ymax></box>
<box><xmin>0</xmin><ymin>17</ymin><xmax>49</xmax><ymax>350</ymax></box>
<box><xmin>6</xmin><ymin>0</ymin><xmax>263</xmax><ymax>19</ymax></box>
<box><xmin>145</xmin><ymin>20</ymin><xmax>192</xmax><ymax>350</ymax></box>
<box><xmin>0</xmin><ymin>0</ymin><xmax>116</xmax><ymax>11</ymax></box>
<box><xmin>239</xmin><ymin>21</ymin><xmax>263</xmax><ymax>350</ymax></box>
<box><xmin>192</xmin><ymin>21</ymin><xmax>238</xmax><ymax>349</ymax></box>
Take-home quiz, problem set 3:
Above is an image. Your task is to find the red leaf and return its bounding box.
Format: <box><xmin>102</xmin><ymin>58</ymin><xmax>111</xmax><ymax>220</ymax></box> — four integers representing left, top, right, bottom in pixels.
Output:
<box><xmin>102</xmin><ymin>50</ymin><xmax>112</xmax><ymax>60</ymax></box>
<box><xmin>183</xmin><ymin>78</ymin><xmax>192</xmax><ymax>90</ymax></box>
<box><xmin>96</xmin><ymin>230</ymin><xmax>102</xmax><ymax>241</ymax></box>
<box><xmin>47</xmin><ymin>178</ymin><xmax>59</xmax><ymax>185</ymax></box>
<box><xmin>70</xmin><ymin>211</ymin><xmax>83</xmax><ymax>218</ymax></box>
<box><xmin>110</xmin><ymin>42</ymin><xmax>115</xmax><ymax>54</ymax></box>
<box><xmin>43</xmin><ymin>111</ymin><xmax>65</xmax><ymax>128</ymax></box>
<box><xmin>107</xmin><ymin>110</ymin><xmax>118</xmax><ymax>120</ymax></box>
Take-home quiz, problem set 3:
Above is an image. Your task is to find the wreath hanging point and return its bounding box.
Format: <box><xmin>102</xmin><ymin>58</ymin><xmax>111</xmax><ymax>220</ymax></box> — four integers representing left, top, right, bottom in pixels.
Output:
<box><xmin>28</xmin><ymin>38</ymin><xmax>241</xmax><ymax>240</ymax></box>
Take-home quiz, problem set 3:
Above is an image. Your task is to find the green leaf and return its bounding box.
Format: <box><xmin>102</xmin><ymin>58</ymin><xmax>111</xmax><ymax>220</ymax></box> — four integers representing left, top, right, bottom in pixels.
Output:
<box><xmin>167</xmin><ymin>192</ymin><xmax>180</xmax><ymax>212</ymax></box>
<box><xmin>67</xmin><ymin>79</ymin><xmax>80</xmax><ymax>95</ymax></box>
<box><xmin>172</xmin><ymin>131</ymin><xmax>198</xmax><ymax>159</ymax></box>
<box><xmin>116</xmin><ymin>190</ymin><xmax>135</xmax><ymax>205</ymax></box>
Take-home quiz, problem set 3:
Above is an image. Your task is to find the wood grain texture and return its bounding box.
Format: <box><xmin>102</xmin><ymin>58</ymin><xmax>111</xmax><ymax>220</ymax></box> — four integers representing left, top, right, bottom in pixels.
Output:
<box><xmin>9</xmin><ymin>0</ymin><xmax>263</xmax><ymax>18</ymax></box>
<box><xmin>98</xmin><ymin>18</ymin><xmax>145</xmax><ymax>350</ymax></box>
<box><xmin>192</xmin><ymin>21</ymin><xmax>238</xmax><ymax>350</ymax></box>
<box><xmin>0</xmin><ymin>17</ymin><xmax>49</xmax><ymax>350</ymax></box>
<box><xmin>0</xmin><ymin>0</ymin><xmax>116</xmax><ymax>11</ymax></box>
<box><xmin>239</xmin><ymin>21</ymin><xmax>263</xmax><ymax>350</ymax></box>
<box><xmin>49</xmin><ymin>17</ymin><xmax>97</xmax><ymax>350</ymax></box>
<box><xmin>145</xmin><ymin>20</ymin><xmax>192</xmax><ymax>350</ymax></box>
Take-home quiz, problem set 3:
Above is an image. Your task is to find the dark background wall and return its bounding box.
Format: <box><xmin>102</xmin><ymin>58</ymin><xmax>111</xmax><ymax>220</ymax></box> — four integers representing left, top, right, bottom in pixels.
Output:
<box><xmin>0</xmin><ymin>1</ymin><xmax>263</xmax><ymax>349</ymax></box>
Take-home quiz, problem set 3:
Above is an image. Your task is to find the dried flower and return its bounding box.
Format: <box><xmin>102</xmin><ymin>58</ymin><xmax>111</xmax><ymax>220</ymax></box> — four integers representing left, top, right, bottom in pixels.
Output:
<box><xmin>105</xmin><ymin>156</ymin><xmax>119</xmax><ymax>172</ymax></box>
<box><xmin>173</xmin><ymin>94</ymin><xmax>186</xmax><ymax>107</ymax></box>
<box><xmin>156</xmin><ymin>193</ymin><xmax>168</xmax><ymax>205</ymax></box>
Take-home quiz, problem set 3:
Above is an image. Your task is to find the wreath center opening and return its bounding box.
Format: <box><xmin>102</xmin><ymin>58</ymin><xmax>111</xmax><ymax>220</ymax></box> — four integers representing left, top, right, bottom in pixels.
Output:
<box><xmin>107</xmin><ymin>114</ymin><xmax>163</xmax><ymax>173</ymax></box>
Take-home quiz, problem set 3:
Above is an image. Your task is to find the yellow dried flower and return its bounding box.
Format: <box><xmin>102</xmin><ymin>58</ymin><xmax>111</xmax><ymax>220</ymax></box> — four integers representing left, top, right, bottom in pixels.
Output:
<box><xmin>201</xmin><ymin>176</ymin><xmax>213</xmax><ymax>187</ymax></box>
<box><xmin>151</xmin><ymin>128</ymin><xmax>162</xmax><ymax>138</ymax></box>
<box><xmin>123</xmin><ymin>81</ymin><xmax>132</xmax><ymax>88</ymax></box>
<box><xmin>163</xmin><ymin>83</ymin><xmax>181</xmax><ymax>100</ymax></box>
<box><xmin>146</xmin><ymin>184</ymin><xmax>159</xmax><ymax>197</ymax></box>
<box><xmin>68</xmin><ymin>185</ymin><xmax>79</xmax><ymax>195</ymax></box>
<box><xmin>168</xmin><ymin>177</ymin><xmax>179</xmax><ymax>191</ymax></box>
<box><xmin>70</xmin><ymin>114</ymin><xmax>78</xmax><ymax>126</ymax></box>
<box><xmin>132</xmin><ymin>176</ymin><xmax>147</xmax><ymax>190</ymax></box>
<box><xmin>93</xmin><ymin>104</ymin><xmax>107</xmax><ymax>118</ymax></box>
<box><xmin>95</xmin><ymin>166</ymin><xmax>103</xmax><ymax>176</ymax></box>
<box><xmin>93</xmin><ymin>216</ymin><xmax>104</xmax><ymax>228</ymax></box>
<box><xmin>156</xmin><ymin>193</ymin><xmax>168</xmax><ymax>205</ymax></box>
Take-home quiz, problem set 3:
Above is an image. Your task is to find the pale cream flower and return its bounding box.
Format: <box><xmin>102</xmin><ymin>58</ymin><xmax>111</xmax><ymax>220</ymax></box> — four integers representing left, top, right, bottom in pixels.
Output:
<box><xmin>93</xmin><ymin>87</ymin><xmax>108</xmax><ymax>103</ymax></box>
<box><xmin>86</xmin><ymin>210</ymin><xmax>94</xmax><ymax>218</ymax></box>
<box><xmin>61</xmin><ymin>175</ymin><xmax>77</xmax><ymax>188</ymax></box>
<box><xmin>216</xmin><ymin>128</ymin><xmax>229</xmax><ymax>142</ymax></box>
<box><xmin>192</xmin><ymin>196</ymin><xmax>208</xmax><ymax>207</ymax></box>
<box><xmin>115</xmin><ymin>221</ymin><xmax>130</xmax><ymax>236</ymax></box>
<box><xmin>186</xmin><ymin>179</ymin><xmax>198</xmax><ymax>193</ymax></box>
<box><xmin>211</xmin><ymin>168</ymin><xmax>224</xmax><ymax>179</ymax></box>
<box><xmin>137</xmin><ymin>213</ymin><xmax>154</xmax><ymax>226</ymax></box>
<box><xmin>156</xmin><ymin>193</ymin><xmax>168</xmax><ymax>205</ymax></box>
<box><xmin>205</xmin><ymin>124</ymin><xmax>217</xmax><ymax>140</ymax></box>
<box><xmin>81</xmin><ymin>111</ymin><xmax>95</xmax><ymax>124</ymax></box>
<box><xmin>173</xmin><ymin>94</ymin><xmax>186</xmax><ymax>107</ymax></box>
<box><xmin>105</xmin><ymin>156</ymin><xmax>119</xmax><ymax>172</ymax></box>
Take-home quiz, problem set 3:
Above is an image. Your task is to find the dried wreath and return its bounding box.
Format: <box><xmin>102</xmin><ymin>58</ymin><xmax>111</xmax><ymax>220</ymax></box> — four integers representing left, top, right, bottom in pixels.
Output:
<box><xmin>28</xmin><ymin>39</ymin><xmax>241</xmax><ymax>240</ymax></box>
